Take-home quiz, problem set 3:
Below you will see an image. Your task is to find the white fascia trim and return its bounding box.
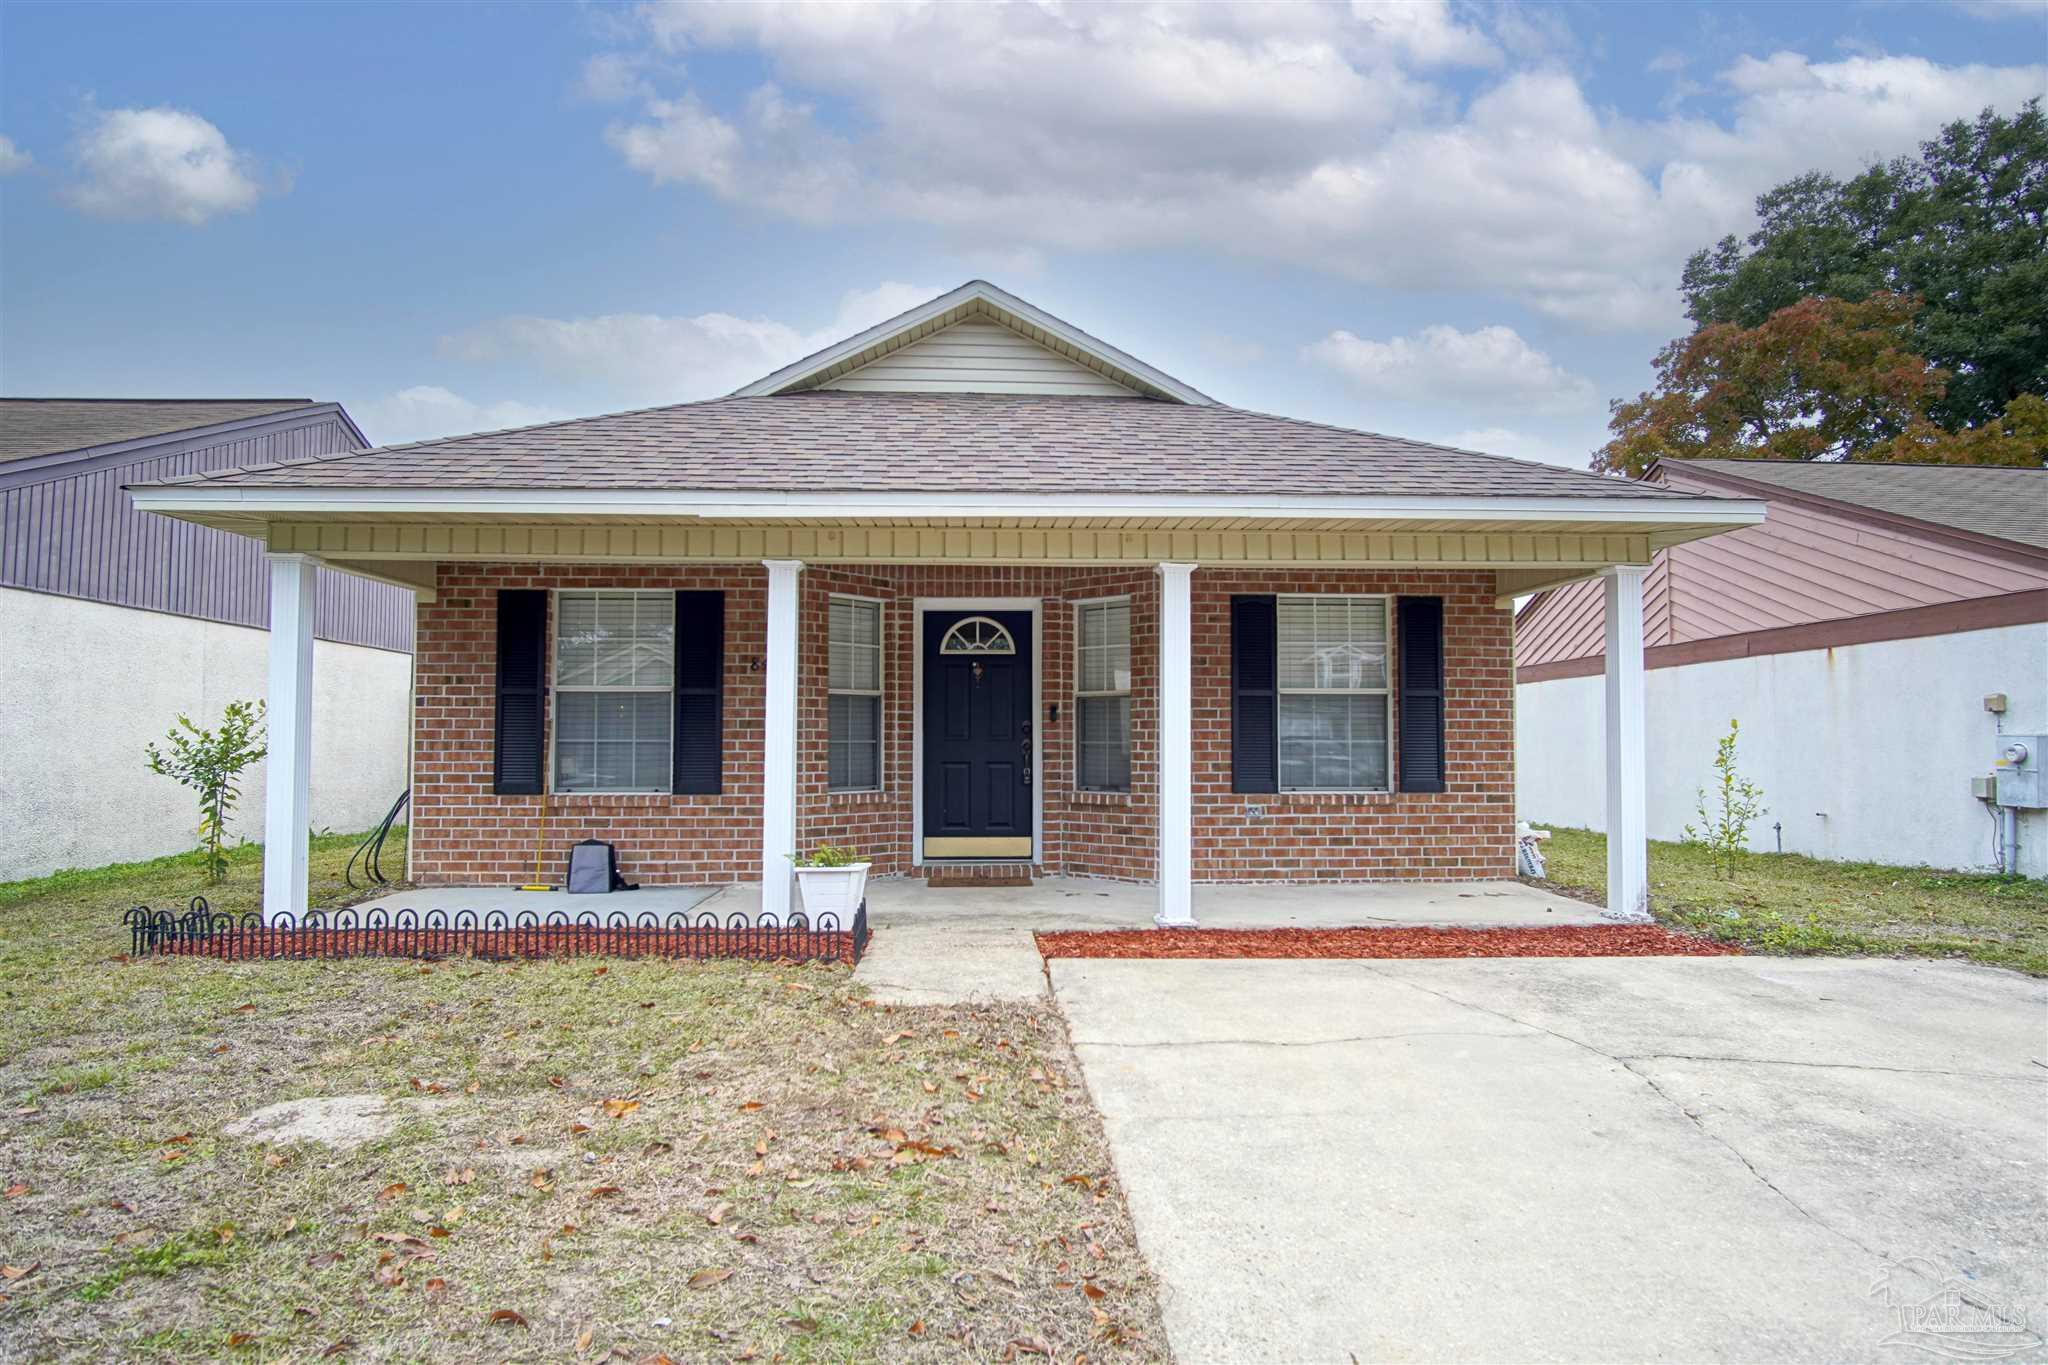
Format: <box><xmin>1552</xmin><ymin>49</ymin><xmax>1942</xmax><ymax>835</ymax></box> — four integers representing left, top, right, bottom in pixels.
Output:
<box><xmin>729</xmin><ymin>280</ymin><xmax>1216</xmax><ymax>405</ymax></box>
<box><xmin>128</xmin><ymin>485</ymin><xmax>1769</xmax><ymax>528</ymax></box>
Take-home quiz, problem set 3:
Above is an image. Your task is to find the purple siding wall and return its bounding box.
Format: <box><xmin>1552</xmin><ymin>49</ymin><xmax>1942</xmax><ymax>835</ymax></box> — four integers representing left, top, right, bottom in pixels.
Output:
<box><xmin>1</xmin><ymin>412</ymin><xmax>414</xmax><ymax>653</ymax></box>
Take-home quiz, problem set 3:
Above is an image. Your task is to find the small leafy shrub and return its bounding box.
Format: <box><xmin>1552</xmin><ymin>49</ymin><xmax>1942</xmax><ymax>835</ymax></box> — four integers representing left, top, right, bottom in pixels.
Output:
<box><xmin>790</xmin><ymin>843</ymin><xmax>862</xmax><ymax>868</ymax></box>
<box><xmin>144</xmin><ymin>701</ymin><xmax>267</xmax><ymax>882</ymax></box>
<box><xmin>1683</xmin><ymin>719</ymin><xmax>1766</xmax><ymax>880</ymax></box>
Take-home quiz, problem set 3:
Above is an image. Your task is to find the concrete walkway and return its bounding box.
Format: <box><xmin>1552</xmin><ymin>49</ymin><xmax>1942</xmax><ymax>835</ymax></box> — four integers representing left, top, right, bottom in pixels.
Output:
<box><xmin>1052</xmin><ymin>955</ymin><xmax>2048</xmax><ymax>1363</ymax></box>
<box><xmin>851</xmin><ymin>876</ymin><xmax>1603</xmax><ymax>1004</ymax></box>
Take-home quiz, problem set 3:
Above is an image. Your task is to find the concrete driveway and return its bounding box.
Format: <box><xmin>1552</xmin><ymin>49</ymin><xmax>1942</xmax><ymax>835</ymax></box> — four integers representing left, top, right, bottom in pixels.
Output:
<box><xmin>1052</xmin><ymin>955</ymin><xmax>2048</xmax><ymax>1363</ymax></box>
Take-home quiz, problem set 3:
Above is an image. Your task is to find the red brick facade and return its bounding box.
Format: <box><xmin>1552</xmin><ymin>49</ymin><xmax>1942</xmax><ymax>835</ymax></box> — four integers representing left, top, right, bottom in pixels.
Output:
<box><xmin>408</xmin><ymin>563</ymin><xmax>1514</xmax><ymax>887</ymax></box>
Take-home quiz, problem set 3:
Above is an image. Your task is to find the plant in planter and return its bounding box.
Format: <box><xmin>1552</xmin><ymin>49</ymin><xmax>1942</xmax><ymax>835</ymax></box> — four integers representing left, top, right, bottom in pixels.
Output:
<box><xmin>787</xmin><ymin>843</ymin><xmax>871</xmax><ymax>923</ymax></box>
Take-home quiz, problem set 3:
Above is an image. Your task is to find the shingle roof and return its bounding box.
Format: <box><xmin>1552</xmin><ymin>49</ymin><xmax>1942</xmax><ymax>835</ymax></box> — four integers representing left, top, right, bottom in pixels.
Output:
<box><xmin>1677</xmin><ymin>459</ymin><xmax>2048</xmax><ymax>551</ymax></box>
<box><xmin>0</xmin><ymin>398</ymin><xmax>319</xmax><ymax>464</ymax></box>
<box><xmin>140</xmin><ymin>392</ymin><xmax>1693</xmax><ymax>500</ymax></box>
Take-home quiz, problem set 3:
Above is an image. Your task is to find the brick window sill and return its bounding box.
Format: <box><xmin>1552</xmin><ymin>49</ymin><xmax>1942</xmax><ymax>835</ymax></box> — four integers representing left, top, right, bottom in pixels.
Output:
<box><xmin>827</xmin><ymin>789</ymin><xmax>893</xmax><ymax>807</ymax></box>
<box><xmin>1065</xmin><ymin>790</ymin><xmax>1133</xmax><ymax>807</ymax></box>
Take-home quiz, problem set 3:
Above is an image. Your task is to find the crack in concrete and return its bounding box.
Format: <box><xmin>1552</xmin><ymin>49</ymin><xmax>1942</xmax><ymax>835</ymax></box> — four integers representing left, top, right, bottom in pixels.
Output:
<box><xmin>1353</xmin><ymin>964</ymin><xmax>1898</xmax><ymax>1268</ymax></box>
<box><xmin>1619</xmin><ymin>1053</ymin><xmax>2045</xmax><ymax>1085</ymax></box>
<box><xmin>1074</xmin><ymin>1029</ymin><xmax>1534</xmax><ymax>1051</ymax></box>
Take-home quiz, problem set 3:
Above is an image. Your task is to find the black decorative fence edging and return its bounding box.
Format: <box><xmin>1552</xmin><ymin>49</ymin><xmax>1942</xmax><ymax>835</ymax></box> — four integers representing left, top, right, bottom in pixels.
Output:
<box><xmin>124</xmin><ymin>898</ymin><xmax>868</xmax><ymax>966</ymax></box>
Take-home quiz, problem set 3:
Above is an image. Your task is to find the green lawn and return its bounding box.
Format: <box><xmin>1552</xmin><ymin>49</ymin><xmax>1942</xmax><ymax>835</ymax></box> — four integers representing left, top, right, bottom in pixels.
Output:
<box><xmin>0</xmin><ymin>835</ymin><xmax>1166</xmax><ymax>1362</ymax></box>
<box><xmin>1538</xmin><ymin>827</ymin><xmax>2048</xmax><ymax>976</ymax></box>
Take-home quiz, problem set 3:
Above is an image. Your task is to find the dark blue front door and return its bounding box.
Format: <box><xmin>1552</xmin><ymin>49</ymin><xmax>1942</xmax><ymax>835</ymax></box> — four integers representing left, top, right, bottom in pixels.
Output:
<box><xmin>922</xmin><ymin>610</ymin><xmax>1033</xmax><ymax>859</ymax></box>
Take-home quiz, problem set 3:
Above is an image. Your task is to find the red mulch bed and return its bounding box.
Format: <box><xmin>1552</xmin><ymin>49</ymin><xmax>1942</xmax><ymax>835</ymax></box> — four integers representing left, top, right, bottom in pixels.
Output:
<box><xmin>1035</xmin><ymin>924</ymin><xmax>1738</xmax><ymax>960</ymax></box>
<box><xmin>152</xmin><ymin>927</ymin><xmax>860</xmax><ymax>965</ymax></box>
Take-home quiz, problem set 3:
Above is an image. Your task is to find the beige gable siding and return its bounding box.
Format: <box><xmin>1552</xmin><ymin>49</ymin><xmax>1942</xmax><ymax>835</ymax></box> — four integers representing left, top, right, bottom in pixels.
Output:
<box><xmin>819</xmin><ymin>319</ymin><xmax>1137</xmax><ymax>397</ymax></box>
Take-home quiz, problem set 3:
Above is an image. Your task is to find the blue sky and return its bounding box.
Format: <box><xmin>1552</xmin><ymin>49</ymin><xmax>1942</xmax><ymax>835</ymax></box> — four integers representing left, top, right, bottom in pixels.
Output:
<box><xmin>2</xmin><ymin>0</ymin><xmax>2043</xmax><ymax>468</ymax></box>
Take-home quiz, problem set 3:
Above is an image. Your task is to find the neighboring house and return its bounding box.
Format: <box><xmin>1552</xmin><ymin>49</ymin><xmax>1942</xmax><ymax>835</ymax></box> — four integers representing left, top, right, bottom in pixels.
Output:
<box><xmin>126</xmin><ymin>282</ymin><xmax>1765</xmax><ymax>923</ymax></box>
<box><xmin>1516</xmin><ymin>459</ymin><xmax>2048</xmax><ymax>878</ymax></box>
<box><xmin>0</xmin><ymin>399</ymin><xmax>414</xmax><ymax>881</ymax></box>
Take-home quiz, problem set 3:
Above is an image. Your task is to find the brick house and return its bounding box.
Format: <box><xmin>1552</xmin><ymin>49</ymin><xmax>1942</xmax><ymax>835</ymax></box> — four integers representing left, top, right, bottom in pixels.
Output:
<box><xmin>128</xmin><ymin>282</ymin><xmax>1763</xmax><ymax>925</ymax></box>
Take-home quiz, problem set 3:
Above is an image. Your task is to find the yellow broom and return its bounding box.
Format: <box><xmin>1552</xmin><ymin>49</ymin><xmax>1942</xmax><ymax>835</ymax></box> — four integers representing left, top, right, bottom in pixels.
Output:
<box><xmin>517</xmin><ymin>795</ymin><xmax>555</xmax><ymax>891</ymax></box>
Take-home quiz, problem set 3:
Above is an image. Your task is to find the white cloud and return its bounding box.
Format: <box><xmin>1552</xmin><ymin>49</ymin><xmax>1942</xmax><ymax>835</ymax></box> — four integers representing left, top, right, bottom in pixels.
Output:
<box><xmin>1305</xmin><ymin>324</ymin><xmax>1597</xmax><ymax>414</ymax></box>
<box><xmin>598</xmin><ymin>6</ymin><xmax>2044</xmax><ymax>330</ymax></box>
<box><xmin>355</xmin><ymin>386</ymin><xmax>574</xmax><ymax>447</ymax></box>
<box><xmin>61</xmin><ymin>105</ymin><xmax>274</xmax><ymax>225</ymax></box>
<box><xmin>0</xmin><ymin>135</ymin><xmax>31</xmax><ymax>176</ymax></box>
<box><xmin>438</xmin><ymin>281</ymin><xmax>941</xmax><ymax>407</ymax></box>
<box><xmin>1447</xmin><ymin>425</ymin><xmax>1598</xmax><ymax>470</ymax></box>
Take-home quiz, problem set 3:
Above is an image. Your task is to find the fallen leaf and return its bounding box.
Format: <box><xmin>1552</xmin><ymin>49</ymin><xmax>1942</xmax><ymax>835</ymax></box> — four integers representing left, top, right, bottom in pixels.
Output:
<box><xmin>320</xmin><ymin>1340</ymin><xmax>355</xmax><ymax>1358</ymax></box>
<box><xmin>0</xmin><ymin>1264</ymin><xmax>39</xmax><ymax>1281</ymax></box>
<box><xmin>490</xmin><ymin>1309</ymin><xmax>529</xmax><ymax>1328</ymax></box>
<box><xmin>642</xmin><ymin>1140</ymin><xmax>673</xmax><ymax>1157</ymax></box>
<box><xmin>226</xmin><ymin>1331</ymin><xmax>254</xmax><ymax>1348</ymax></box>
<box><xmin>1011</xmin><ymin>1336</ymin><xmax>1051</xmax><ymax>1356</ymax></box>
<box><xmin>737</xmin><ymin>1101</ymin><xmax>764</xmax><ymax>1112</ymax></box>
<box><xmin>444</xmin><ymin>1167</ymin><xmax>474</xmax><ymax>1186</ymax></box>
<box><xmin>305</xmin><ymin>1252</ymin><xmax>344</xmax><ymax>1269</ymax></box>
<box><xmin>587</xmin><ymin>1185</ymin><xmax>620</xmax><ymax>1199</ymax></box>
<box><xmin>234</xmin><ymin>1002</ymin><xmax>256</xmax><ymax>1013</ymax></box>
<box><xmin>922</xmin><ymin>1080</ymin><xmax>939</xmax><ymax>1094</ymax></box>
<box><xmin>3</xmin><ymin>1184</ymin><xmax>27</xmax><ymax>1199</ymax></box>
<box><xmin>602</xmin><ymin>1099</ymin><xmax>640</xmax><ymax>1120</ymax></box>
<box><xmin>1082</xmin><ymin>1281</ymin><xmax>1107</xmax><ymax>1299</ymax></box>
<box><xmin>374</xmin><ymin>1265</ymin><xmax>404</xmax><ymax>1289</ymax></box>
<box><xmin>214</xmin><ymin>1223</ymin><xmax>236</xmax><ymax>1245</ymax></box>
<box><xmin>425</xmin><ymin>1277</ymin><xmax>448</xmax><ymax>1294</ymax></box>
<box><xmin>686</xmin><ymin>1268</ymin><xmax>733</xmax><ymax>1289</ymax></box>
<box><xmin>907</xmin><ymin>1320</ymin><xmax>926</xmax><ymax>1338</ymax></box>
<box><xmin>705</xmin><ymin>1202</ymin><xmax>730</xmax><ymax>1226</ymax></box>
<box><xmin>569</xmin><ymin>1121</ymin><xmax>592</xmax><ymax>1135</ymax></box>
<box><xmin>576</xmin><ymin>1327</ymin><xmax>594</xmax><ymax>1354</ymax></box>
<box><xmin>530</xmin><ymin>1169</ymin><xmax>554</xmax><ymax>1191</ymax></box>
<box><xmin>377</xmin><ymin>1182</ymin><xmax>408</xmax><ymax>1202</ymax></box>
<box><xmin>264</xmin><ymin>1152</ymin><xmax>290</xmax><ymax>1169</ymax></box>
<box><xmin>212</xmin><ymin>1044</ymin><xmax>232</xmax><ymax>1055</ymax></box>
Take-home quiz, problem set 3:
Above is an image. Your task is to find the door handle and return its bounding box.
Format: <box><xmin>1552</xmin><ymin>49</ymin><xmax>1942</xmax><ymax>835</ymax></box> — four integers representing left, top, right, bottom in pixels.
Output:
<box><xmin>1020</xmin><ymin>733</ymin><xmax>1033</xmax><ymax>785</ymax></box>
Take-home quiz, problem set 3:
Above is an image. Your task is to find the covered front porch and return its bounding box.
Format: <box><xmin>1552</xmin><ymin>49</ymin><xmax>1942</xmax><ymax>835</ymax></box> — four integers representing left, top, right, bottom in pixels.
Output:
<box><xmin>242</xmin><ymin>544</ymin><xmax>1680</xmax><ymax>929</ymax></box>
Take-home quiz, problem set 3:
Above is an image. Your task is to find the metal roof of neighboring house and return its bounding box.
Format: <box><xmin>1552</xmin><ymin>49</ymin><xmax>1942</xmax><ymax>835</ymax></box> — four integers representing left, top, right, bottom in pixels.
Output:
<box><xmin>134</xmin><ymin>391</ymin><xmax>1697</xmax><ymax>500</ymax></box>
<box><xmin>1674</xmin><ymin>459</ymin><xmax>2048</xmax><ymax>552</ymax></box>
<box><xmin>0</xmin><ymin>398</ymin><xmax>323</xmax><ymax>464</ymax></box>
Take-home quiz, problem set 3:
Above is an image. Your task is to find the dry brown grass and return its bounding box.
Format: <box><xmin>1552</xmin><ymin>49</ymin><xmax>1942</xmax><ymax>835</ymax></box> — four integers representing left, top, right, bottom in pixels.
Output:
<box><xmin>0</xmin><ymin>835</ymin><xmax>1168</xmax><ymax>1362</ymax></box>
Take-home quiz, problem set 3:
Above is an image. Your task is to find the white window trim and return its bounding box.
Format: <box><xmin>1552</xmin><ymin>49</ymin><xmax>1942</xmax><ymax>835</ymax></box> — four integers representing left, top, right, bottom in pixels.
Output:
<box><xmin>827</xmin><ymin>593</ymin><xmax>886</xmax><ymax>794</ymax></box>
<box><xmin>1275</xmin><ymin>592</ymin><xmax>1393</xmax><ymax>795</ymax></box>
<box><xmin>549</xmin><ymin>587</ymin><xmax>676</xmax><ymax>796</ymax></box>
<box><xmin>1074</xmin><ymin>594</ymin><xmax>1133</xmax><ymax>794</ymax></box>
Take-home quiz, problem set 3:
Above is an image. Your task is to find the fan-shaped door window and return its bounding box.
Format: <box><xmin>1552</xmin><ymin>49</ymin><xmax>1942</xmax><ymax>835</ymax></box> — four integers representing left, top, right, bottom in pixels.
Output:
<box><xmin>938</xmin><ymin>616</ymin><xmax>1017</xmax><ymax>656</ymax></box>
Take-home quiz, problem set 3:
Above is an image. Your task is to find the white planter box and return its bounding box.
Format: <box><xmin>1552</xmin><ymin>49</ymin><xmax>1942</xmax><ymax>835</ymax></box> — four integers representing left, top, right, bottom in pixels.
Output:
<box><xmin>790</xmin><ymin>862</ymin><xmax>871</xmax><ymax>926</ymax></box>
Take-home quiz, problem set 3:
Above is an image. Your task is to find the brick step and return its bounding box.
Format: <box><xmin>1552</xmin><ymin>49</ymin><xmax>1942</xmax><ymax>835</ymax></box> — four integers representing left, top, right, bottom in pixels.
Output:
<box><xmin>923</xmin><ymin>863</ymin><xmax>1035</xmax><ymax>889</ymax></box>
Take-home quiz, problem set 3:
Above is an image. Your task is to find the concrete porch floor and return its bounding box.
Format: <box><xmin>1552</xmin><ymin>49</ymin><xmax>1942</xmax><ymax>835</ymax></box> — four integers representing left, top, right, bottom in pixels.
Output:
<box><xmin>842</xmin><ymin>876</ymin><xmax>1605</xmax><ymax>1006</ymax></box>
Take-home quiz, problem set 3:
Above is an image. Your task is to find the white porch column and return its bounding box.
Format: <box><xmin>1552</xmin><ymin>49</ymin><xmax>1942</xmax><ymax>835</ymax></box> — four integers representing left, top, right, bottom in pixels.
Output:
<box><xmin>760</xmin><ymin>559</ymin><xmax>804</xmax><ymax>922</ymax></box>
<box><xmin>1602</xmin><ymin>564</ymin><xmax>1651</xmax><ymax>922</ymax></box>
<box><xmin>262</xmin><ymin>554</ymin><xmax>318</xmax><ymax>924</ymax></box>
<box><xmin>1155</xmin><ymin>562</ymin><xmax>1197</xmax><ymax>926</ymax></box>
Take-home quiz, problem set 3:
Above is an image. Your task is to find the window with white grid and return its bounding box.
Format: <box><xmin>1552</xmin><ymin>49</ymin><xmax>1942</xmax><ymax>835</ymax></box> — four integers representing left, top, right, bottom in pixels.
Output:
<box><xmin>552</xmin><ymin>590</ymin><xmax>674</xmax><ymax>793</ymax></box>
<box><xmin>828</xmin><ymin>596</ymin><xmax>883</xmax><ymax>792</ymax></box>
<box><xmin>1276</xmin><ymin>595</ymin><xmax>1390</xmax><ymax>791</ymax></box>
<box><xmin>1075</xmin><ymin>598</ymin><xmax>1131</xmax><ymax>793</ymax></box>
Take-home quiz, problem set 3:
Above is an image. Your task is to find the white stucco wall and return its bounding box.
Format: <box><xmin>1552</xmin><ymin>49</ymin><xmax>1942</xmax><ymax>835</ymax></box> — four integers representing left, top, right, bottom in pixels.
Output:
<box><xmin>1516</xmin><ymin>622</ymin><xmax>2048</xmax><ymax>878</ymax></box>
<box><xmin>0</xmin><ymin>586</ymin><xmax>413</xmax><ymax>881</ymax></box>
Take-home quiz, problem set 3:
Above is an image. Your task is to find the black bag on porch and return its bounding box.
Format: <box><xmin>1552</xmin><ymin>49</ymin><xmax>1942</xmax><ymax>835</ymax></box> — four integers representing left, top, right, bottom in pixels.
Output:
<box><xmin>565</xmin><ymin>839</ymin><xmax>639</xmax><ymax>894</ymax></box>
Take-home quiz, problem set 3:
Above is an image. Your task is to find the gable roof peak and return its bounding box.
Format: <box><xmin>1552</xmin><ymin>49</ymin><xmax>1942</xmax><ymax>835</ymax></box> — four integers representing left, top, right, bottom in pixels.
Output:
<box><xmin>734</xmin><ymin>280</ymin><xmax>1215</xmax><ymax>405</ymax></box>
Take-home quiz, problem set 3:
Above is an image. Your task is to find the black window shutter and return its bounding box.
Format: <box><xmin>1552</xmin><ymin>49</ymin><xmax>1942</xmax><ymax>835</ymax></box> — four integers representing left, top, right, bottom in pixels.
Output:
<box><xmin>673</xmin><ymin>591</ymin><xmax>725</xmax><ymax>795</ymax></box>
<box><xmin>1397</xmin><ymin>596</ymin><xmax>1446</xmax><ymax>794</ymax></box>
<box><xmin>1230</xmin><ymin>595</ymin><xmax>1278</xmax><ymax>794</ymax></box>
<box><xmin>492</xmin><ymin>590</ymin><xmax>547</xmax><ymax>796</ymax></box>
